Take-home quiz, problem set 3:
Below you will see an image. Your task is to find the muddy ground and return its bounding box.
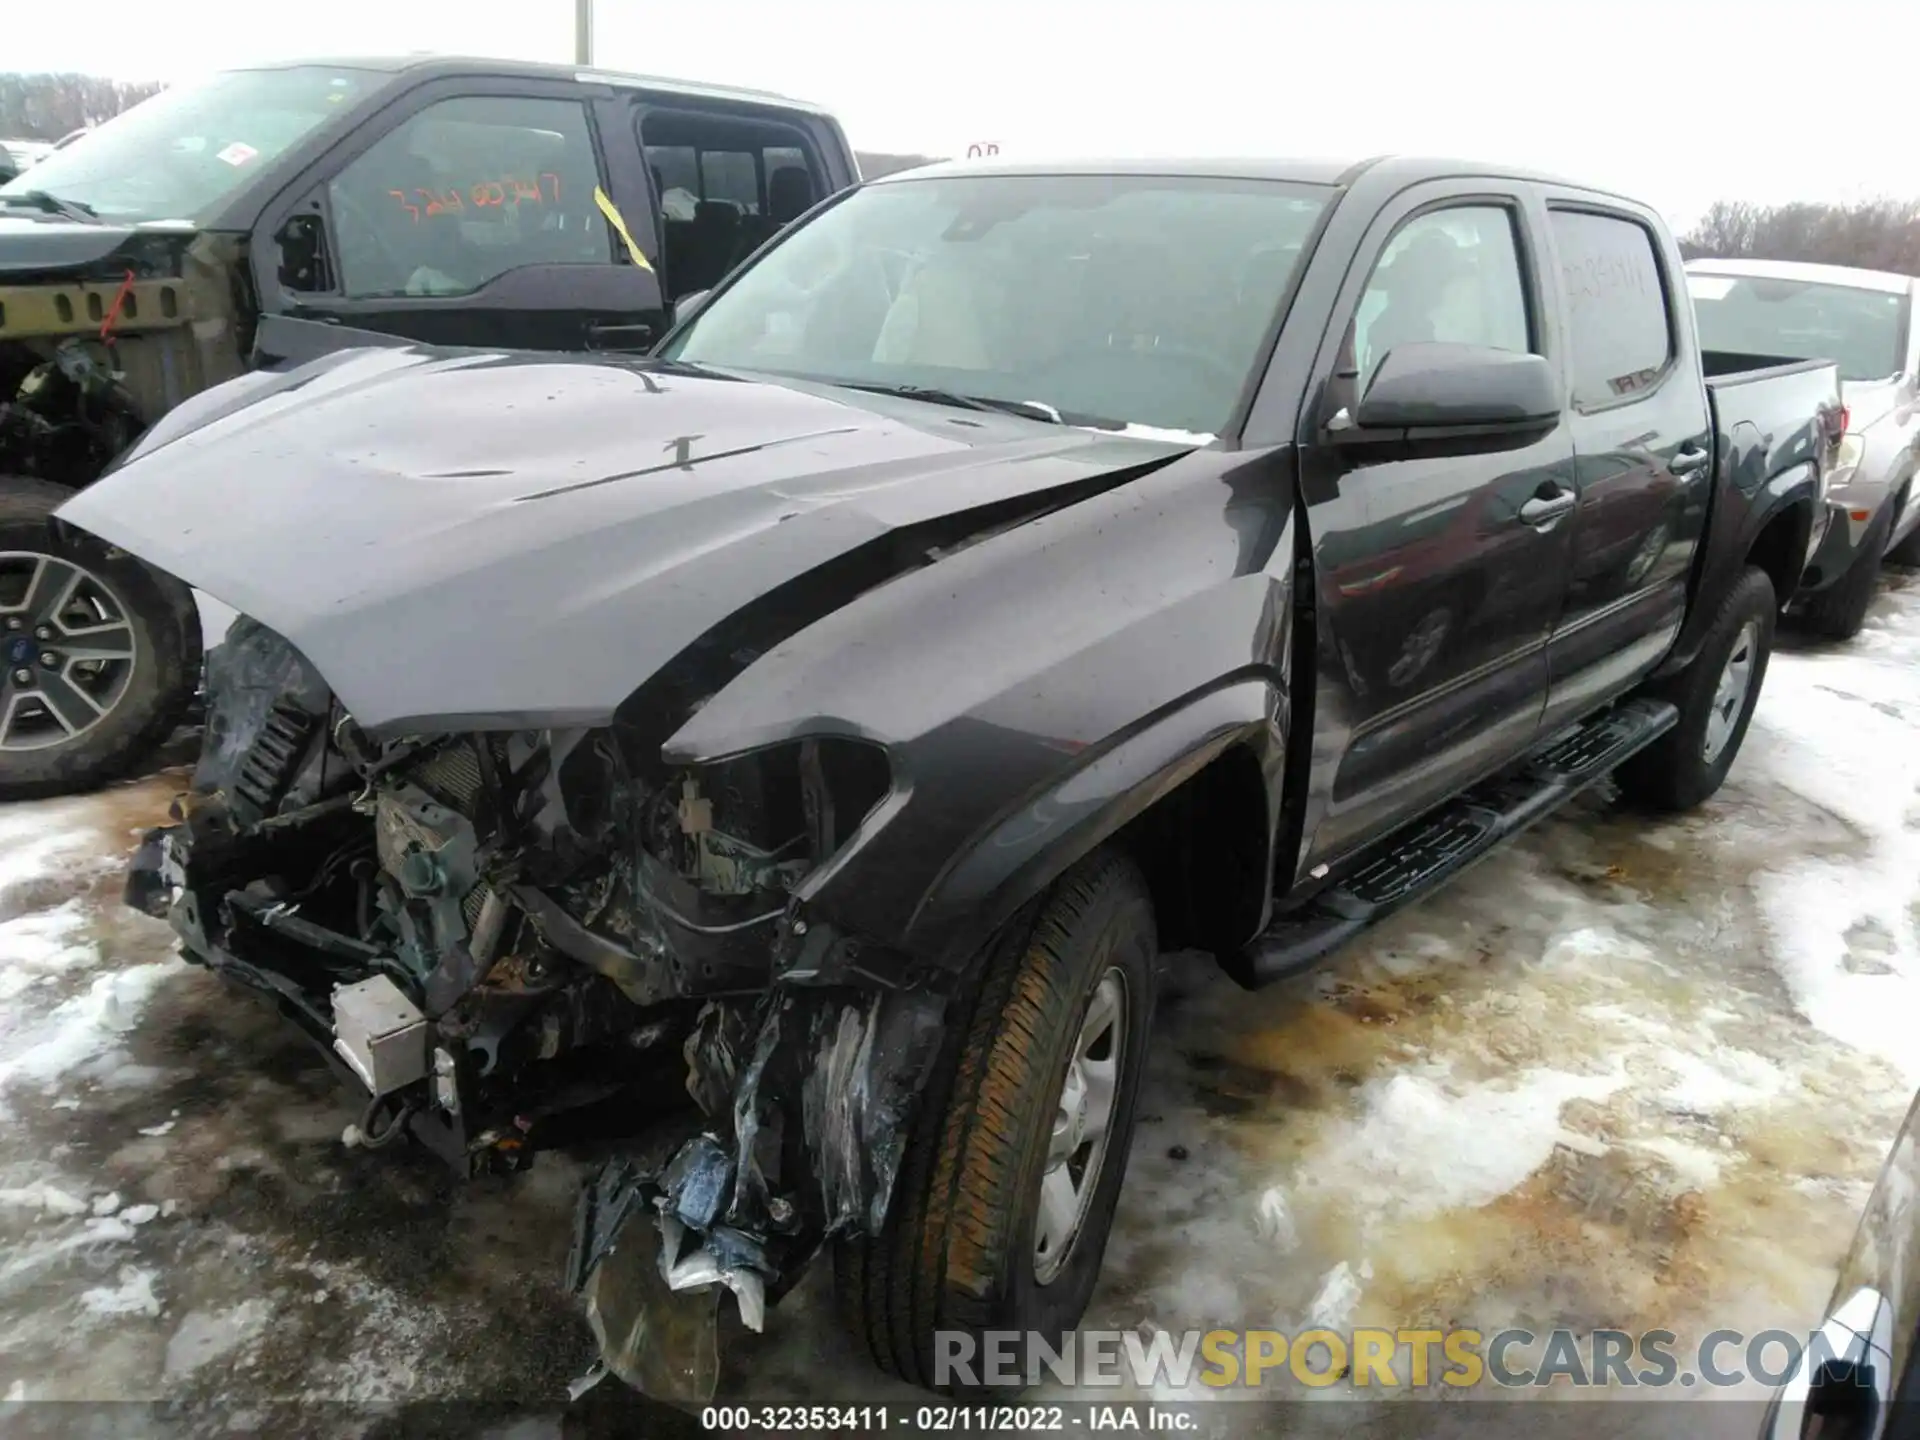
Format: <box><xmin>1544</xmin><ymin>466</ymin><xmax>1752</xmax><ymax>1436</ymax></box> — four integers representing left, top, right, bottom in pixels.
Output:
<box><xmin>2</xmin><ymin>572</ymin><xmax>1917</xmax><ymax>1439</ymax></box>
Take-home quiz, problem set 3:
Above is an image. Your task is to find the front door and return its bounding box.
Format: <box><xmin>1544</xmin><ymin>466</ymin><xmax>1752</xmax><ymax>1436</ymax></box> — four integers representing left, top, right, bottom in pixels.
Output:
<box><xmin>1294</xmin><ymin>188</ymin><xmax>1577</xmax><ymax>875</ymax></box>
<box><xmin>253</xmin><ymin>81</ymin><xmax>664</xmax><ymax>354</ymax></box>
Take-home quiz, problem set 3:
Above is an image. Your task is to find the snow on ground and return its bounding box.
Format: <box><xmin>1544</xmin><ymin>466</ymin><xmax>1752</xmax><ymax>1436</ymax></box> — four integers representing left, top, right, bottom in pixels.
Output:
<box><xmin>0</xmin><ymin>571</ymin><xmax>1914</xmax><ymax>1437</ymax></box>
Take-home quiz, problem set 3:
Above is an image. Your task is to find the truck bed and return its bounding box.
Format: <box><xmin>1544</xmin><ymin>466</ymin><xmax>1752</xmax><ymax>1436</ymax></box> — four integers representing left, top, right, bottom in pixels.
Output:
<box><xmin>1701</xmin><ymin>351</ymin><xmax>1841</xmax><ymax>468</ymax></box>
<box><xmin>1663</xmin><ymin>350</ymin><xmax>1842</xmax><ymax>674</ymax></box>
<box><xmin>1700</xmin><ymin>348</ymin><xmax>1836</xmax><ymax>386</ymax></box>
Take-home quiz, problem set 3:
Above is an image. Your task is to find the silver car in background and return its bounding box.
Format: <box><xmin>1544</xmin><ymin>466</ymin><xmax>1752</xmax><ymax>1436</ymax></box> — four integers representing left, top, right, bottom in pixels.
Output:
<box><xmin>1687</xmin><ymin>259</ymin><xmax>1920</xmax><ymax>639</ymax></box>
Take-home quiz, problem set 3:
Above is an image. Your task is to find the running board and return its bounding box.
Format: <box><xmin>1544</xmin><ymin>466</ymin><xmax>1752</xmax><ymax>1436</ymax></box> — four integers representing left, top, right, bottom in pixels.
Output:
<box><xmin>1226</xmin><ymin>697</ymin><xmax>1678</xmax><ymax>989</ymax></box>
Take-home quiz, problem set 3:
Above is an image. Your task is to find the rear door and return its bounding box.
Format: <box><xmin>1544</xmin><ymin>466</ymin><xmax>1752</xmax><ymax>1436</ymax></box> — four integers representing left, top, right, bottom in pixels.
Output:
<box><xmin>251</xmin><ymin>76</ymin><xmax>664</xmax><ymax>353</ymax></box>
<box><xmin>1537</xmin><ymin>197</ymin><xmax>1711</xmax><ymax>727</ymax></box>
<box><xmin>1293</xmin><ymin>181</ymin><xmax>1577</xmax><ymax>873</ymax></box>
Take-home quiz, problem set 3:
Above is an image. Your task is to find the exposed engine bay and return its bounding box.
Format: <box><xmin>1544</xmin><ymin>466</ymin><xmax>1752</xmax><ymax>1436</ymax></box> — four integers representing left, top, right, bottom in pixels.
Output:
<box><xmin>1</xmin><ymin>228</ymin><xmax>248</xmax><ymax>486</ymax></box>
<box><xmin>68</xmin><ymin>332</ymin><xmax>1216</xmax><ymax>1402</ymax></box>
<box><xmin>127</xmin><ymin>616</ymin><xmax>947</xmax><ymax>1398</ymax></box>
<box><xmin>0</xmin><ymin>336</ymin><xmax>148</xmax><ymax>487</ymax></box>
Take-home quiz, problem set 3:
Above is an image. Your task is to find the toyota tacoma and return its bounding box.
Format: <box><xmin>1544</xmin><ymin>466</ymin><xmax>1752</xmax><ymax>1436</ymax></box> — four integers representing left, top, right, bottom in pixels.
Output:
<box><xmin>64</xmin><ymin>154</ymin><xmax>1841</xmax><ymax>1401</ymax></box>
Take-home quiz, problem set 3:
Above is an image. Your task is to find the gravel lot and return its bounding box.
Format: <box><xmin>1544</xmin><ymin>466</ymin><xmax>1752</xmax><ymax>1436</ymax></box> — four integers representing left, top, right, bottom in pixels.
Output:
<box><xmin>1</xmin><ymin>570</ymin><xmax>1916</xmax><ymax>1438</ymax></box>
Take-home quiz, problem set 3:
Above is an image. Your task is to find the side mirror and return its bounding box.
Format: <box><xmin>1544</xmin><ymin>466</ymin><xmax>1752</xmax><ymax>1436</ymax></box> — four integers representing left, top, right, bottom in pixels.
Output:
<box><xmin>1347</xmin><ymin>343</ymin><xmax>1561</xmax><ymax>433</ymax></box>
<box><xmin>670</xmin><ymin>289</ymin><xmax>711</xmax><ymax>327</ymax></box>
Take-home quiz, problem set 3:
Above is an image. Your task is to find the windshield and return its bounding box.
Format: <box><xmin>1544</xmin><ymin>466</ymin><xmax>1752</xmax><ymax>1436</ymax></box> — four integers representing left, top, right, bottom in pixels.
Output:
<box><xmin>0</xmin><ymin>66</ymin><xmax>374</xmax><ymax>224</ymax></box>
<box><xmin>1687</xmin><ymin>271</ymin><xmax>1909</xmax><ymax>384</ymax></box>
<box><xmin>662</xmin><ymin>172</ymin><xmax>1332</xmax><ymax>436</ymax></box>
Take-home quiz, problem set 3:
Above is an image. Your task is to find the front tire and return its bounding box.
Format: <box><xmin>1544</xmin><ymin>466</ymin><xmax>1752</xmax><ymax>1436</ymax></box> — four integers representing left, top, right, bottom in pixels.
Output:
<box><xmin>0</xmin><ymin>477</ymin><xmax>202</xmax><ymax>801</ymax></box>
<box><xmin>1615</xmin><ymin>565</ymin><xmax>1775</xmax><ymax>813</ymax></box>
<box><xmin>834</xmin><ymin>849</ymin><xmax>1157</xmax><ymax>1396</ymax></box>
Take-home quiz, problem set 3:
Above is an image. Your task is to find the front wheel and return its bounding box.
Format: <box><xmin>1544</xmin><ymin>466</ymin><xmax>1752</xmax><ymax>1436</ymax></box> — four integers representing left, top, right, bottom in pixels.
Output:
<box><xmin>1615</xmin><ymin>565</ymin><xmax>1776</xmax><ymax>813</ymax></box>
<box><xmin>0</xmin><ymin>476</ymin><xmax>202</xmax><ymax>801</ymax></box>
<box><xmin>834</xmin><ymin>849</ymin><xmax>1158</xmax><ymax>1396</ymax></box>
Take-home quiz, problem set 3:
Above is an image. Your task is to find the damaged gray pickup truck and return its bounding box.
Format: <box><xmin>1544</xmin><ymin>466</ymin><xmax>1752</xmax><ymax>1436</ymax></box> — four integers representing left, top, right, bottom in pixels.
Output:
<box><xmin>66</xmin><ymin>154</ymin><xmax>1839</xmax><ymax>1401</ymax></box>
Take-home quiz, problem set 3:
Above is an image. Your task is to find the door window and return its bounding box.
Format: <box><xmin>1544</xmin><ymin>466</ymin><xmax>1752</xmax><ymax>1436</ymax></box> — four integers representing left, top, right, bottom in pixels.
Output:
<box><xmin>1549</xmin><ymin>209</ymin><xmax>1673</xmax><ymax>406</ymax></box>
<box><xmin>640</xmin><ymin>117</ymin><xmax>827</xmax><ymax>300</ymax></box>
<box><xmin>326</xmin><ymin>95</ymin><xmax>611</xmax><ymax>299</ymax></box>
<box><xmin>1353</xmin><ymin>206</ymin><xmax>1532</xmax><ymax>390</ymax></box>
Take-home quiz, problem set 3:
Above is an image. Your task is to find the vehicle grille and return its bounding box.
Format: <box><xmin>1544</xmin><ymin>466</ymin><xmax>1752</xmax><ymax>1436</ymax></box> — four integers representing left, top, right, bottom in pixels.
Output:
<box><xmin>407</xmin><ymin>739</ymin><xmax>486</xmax><ymax>814</ymax></box>
<box><xmin>232</xmin><ymin>698</ymin><xmax>316</xmax><ymax>815</ymax></box>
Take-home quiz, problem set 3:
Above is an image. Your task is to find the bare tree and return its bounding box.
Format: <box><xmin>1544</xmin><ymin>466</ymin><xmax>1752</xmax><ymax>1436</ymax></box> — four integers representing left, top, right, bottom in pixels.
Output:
<box><xmin>855</xmin><ymin>151</ymin><xmax>944</xmax><ymax>179</ymax></box>
<box><xmin>1</xmin><ymin>72</ymin><xmax>163</xmax><ymax>139</ymax></box>
<box><xmin>1683</xmin><ymin>197</ymin><xmax>1920</xmax><ymax>274</ymax></box>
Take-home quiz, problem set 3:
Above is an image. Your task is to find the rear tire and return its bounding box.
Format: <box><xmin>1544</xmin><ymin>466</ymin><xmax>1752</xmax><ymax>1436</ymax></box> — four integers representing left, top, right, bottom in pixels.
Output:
<box><xmin>0</xmin><ymin>476</ymin><xmax>202</xmax><ymax>801</ymax></box>
<box><xmin>1615</xmin><ymin>564</ymin><xmax>1775</xmax><ymax>813</ymax></box>
<box><xmin>834</xmin><ymin>849</ymin><xmax>1157</xmax><ymax>1396</ymax></box>
<box><xmin>1801</xmin><ymin>501</ymin><xmax>1891</xmax><ymax>640</ymax></box>
<box><xmin>1888</xmin><ymin>491</ymin><xmax>1920</xmax><ymax>567</ymax></box>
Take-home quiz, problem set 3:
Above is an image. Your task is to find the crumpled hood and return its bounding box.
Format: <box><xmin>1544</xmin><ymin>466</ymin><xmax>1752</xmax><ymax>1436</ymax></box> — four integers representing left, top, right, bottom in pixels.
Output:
<box><xmin>59</xmin><ymin>346</ymin><xmax>1189</xmax><ymax>736</ymax></box>
<box><xmin>0</xmin><ymin>213</ymin><xmax>166</xmax><ymax>278</ymax></box>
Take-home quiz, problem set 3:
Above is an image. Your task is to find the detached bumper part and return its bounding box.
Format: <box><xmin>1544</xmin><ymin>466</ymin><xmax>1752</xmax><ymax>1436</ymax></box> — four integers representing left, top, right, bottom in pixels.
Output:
<box><xmin>574</xmin><ymin>1159</ymin><xmax>725</xmax><ymax>1405</ymax></box>
<box><xmin>567</xmin><ymin>979</ymin><xmax>947</xmax><ymax>1402</ymax></box>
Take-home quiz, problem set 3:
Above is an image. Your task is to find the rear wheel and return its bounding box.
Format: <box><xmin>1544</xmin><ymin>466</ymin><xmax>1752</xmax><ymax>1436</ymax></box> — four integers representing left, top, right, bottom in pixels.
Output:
<box><xmin>1801</xmin><ymin>501</ymin><xmax>1892</xmax><ymax>640</ymax></box>
<box><xmin>1888</xmin><ymin>489</ymin><xmax>1920</xmax><ymax>567</ymax></box>
<box><xmin>1615</xmin><ymin>564</ymin><xmax>1775</xmax><ymax>813</ymax></box>
<box><xmin>0</xmin><ymin>476</ymin><xmax>201</xmax><ymax>801</ymax></box>
<box><xmin>834</xmin><ymin>849</ymin><xmax>1157</xmax><ymax>1396</ymax></box>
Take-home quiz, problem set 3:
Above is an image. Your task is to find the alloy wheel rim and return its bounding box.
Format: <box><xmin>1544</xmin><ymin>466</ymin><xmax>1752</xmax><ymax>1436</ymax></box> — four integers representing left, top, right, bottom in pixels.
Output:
<box><xmin>1702</xmin><ymin>619</ymin><xmax>1758</xmax><ymax>764</ymax></box>
<box><xmin>1389</xmin><ymin>608</ymin><xmax>1452</xmax><ymax>687</ymax></box>
<box><xmin>0</xmin><ymin>551</ymin><xmax>140</xmax><ymax>753</ymax></box>
<box><xmin>1033</xmin><ymin>966</ymin><xmax>1128</xmax><ymax>1286</ymax></box>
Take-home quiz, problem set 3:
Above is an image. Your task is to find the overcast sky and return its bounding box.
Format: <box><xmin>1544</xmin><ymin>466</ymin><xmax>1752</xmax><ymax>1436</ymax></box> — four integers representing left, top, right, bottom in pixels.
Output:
<box><xmin>13</xmin><ymin>0</ymin><xmax>1917</xmax><ymax>229</ymax></box>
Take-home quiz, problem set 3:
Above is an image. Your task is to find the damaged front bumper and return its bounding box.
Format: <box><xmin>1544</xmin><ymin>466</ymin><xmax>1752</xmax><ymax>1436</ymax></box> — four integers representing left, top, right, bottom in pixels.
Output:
<box><xmin>125</xmin><ymin>616</ymin><xmax>953</xmax><ymax>1398</ymax></box>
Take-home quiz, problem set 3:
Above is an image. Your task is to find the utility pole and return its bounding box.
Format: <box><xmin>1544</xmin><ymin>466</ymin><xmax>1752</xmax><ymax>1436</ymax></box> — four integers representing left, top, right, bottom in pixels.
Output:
<box><xmin>574</xmin><ymin>0</ymin><xmax>593</xmax><ymax>65</ymax></box>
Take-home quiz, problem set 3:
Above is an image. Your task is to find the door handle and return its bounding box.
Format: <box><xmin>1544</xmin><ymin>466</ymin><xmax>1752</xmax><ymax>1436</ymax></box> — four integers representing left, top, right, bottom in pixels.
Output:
<box><xmin>1518</xmin><ymin>489</ymin><xmax>1577</xmax><ymax>526</ymax></box>
<box><xmin>1670</xmin><ymin>444</ymin><xmax>1711</xmax><ymax>475</ymax></box>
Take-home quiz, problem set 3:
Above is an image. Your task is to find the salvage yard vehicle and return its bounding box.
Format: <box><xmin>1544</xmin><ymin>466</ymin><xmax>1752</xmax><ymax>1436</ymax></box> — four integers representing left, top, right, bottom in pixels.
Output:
<box><xmin>0</xmin><ymin>55</ymin><xmax>856</xmax><ymax>799</ymax></box>
<box><xmin>1688</xmin><ymin>258</ymin><xmax>1920</xmax><ymax>639</ymax></box>
<box><xmin>68</xmin><ymin>154</ymin><xmax>1841</xmax><ymax>1401</ymax></box>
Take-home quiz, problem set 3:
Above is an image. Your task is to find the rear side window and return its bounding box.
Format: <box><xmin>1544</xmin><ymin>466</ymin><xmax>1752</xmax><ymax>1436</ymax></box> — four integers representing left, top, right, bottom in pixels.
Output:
<box><xmin>1550</xmin><ymin>210</ymin><xmax>1673</xmax><ymax>406</ymax></box>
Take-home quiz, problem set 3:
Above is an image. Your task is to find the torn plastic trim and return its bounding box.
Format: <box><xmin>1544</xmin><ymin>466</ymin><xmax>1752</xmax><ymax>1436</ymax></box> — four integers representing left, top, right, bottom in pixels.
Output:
<box><xmin>568</xmin><ymin>968</ymin><xmax>947</xmax><ymax>1401</ymax></box>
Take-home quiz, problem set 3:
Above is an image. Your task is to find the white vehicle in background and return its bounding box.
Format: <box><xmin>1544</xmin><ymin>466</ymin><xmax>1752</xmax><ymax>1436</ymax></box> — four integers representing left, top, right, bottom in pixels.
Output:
<box><xmin>1687</xmin><ymin>258</ymin><xmax>1920</xmax><ymax>639</ymax></box>
<box><xmin>0</xmin><ymin>138</ymin><xmax>52</xmax><ymax>184</ymax></box>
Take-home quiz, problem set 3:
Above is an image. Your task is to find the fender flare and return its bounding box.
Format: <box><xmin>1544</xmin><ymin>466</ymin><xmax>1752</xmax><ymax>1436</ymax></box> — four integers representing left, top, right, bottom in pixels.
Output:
<box><xmin>1657</xmin><ymin>460</ymin><xmax>1817</xmax><ymax>679</ymax></box>
<box><xmin>902</xmin><ymin>676</ymin><xmax>1284</xmax><ymax>971</ymax></box>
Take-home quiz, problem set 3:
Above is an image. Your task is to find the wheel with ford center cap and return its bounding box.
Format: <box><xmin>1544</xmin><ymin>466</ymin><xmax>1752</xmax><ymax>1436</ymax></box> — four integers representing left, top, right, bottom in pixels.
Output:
<box><xmin>0</xmin><ymin>477</ymin><xmax>201</xmax><ymax>801</ymax></box>
<box><xmin>1614</xmin><ymin>564</ymin><xmax>1776</xmax><ymax>813</ymax></box>
<box><xmin>834</xmin><ymin>849</ymin><xmax>1157</xmax><ymax>1396</ymax></box>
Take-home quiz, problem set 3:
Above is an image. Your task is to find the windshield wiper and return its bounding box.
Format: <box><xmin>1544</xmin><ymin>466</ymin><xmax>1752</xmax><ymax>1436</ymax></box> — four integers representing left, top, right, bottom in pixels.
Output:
<box><xmin>0</xmin><ymin>189</ymin><xmax>101</xmax><ymax>224</ymax></box>
<box><xmin>836</xmin><ymin>382</ymin><xmax>1075</xmax><ymax>426</ymax></box>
